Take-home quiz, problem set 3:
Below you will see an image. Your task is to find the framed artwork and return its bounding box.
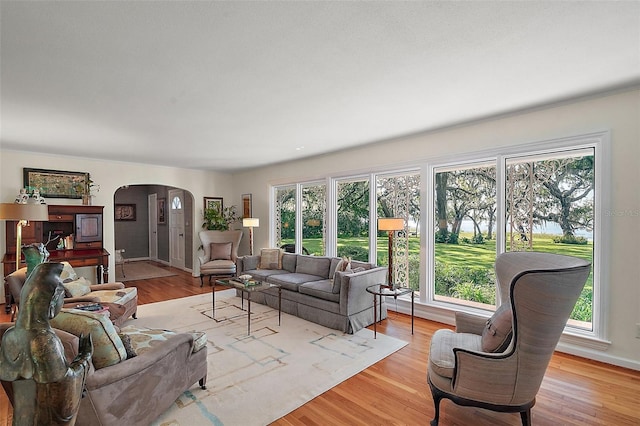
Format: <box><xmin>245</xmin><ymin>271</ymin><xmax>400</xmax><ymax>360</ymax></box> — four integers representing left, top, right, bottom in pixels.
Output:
<box><xmin>242</xmin><ymin>193</ymin><xmax>252</xmax><ymax>218</ymax></box>
<box><xmin>114</xmin><ymin>204</ymin><xmax>136</xmax><ymax>221</ymax></box>
<box><xmin>204</xmin><ymin>197</ymin><xmax>223</xmax><ymax>214</ymax></box>
<box><xmin>158</xmin><ymin>198</ymin><xmax>166</xmax><ymax>224</ymax></box>
<box><xmin>23</xmin><ymin>168</ymin><xmax>89</xmax><ymax>199</ymax></box>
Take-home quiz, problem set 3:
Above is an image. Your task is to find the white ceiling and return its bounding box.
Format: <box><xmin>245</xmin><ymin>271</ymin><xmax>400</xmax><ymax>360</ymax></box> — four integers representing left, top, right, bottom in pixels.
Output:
<box><xmin>1</xmin><ymin>1</ymin><xmax>639</xmax><ymax>172</ymax></box>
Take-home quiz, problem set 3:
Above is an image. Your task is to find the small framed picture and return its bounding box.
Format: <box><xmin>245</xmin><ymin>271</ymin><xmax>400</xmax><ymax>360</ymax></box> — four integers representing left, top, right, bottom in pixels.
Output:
<box><xmin>158</xmin><ymin>198</ymin><xmax>166</xmax><ymax>224</ymax></box>
<box><xmin>204</xmin><ymin>197</ymin><xmax>223</xmax><ymax>214</ymax></box>
<box><xmin>242</xmin><ymin>193</ymin><xmax>252</xmax><ymax>218</ymax></box>
<box><xmin>114</xmin><ymin>204</ymin><xmax>136</xmax><ymax>221</ymax></box>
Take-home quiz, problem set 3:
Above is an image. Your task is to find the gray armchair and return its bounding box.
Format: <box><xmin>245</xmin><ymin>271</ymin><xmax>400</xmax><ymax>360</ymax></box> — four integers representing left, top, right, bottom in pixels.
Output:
<box><xmin>427</xmin><ymin>251</ymin><xmax>591</xmax><ymax>425</ymax></box>
<box><xmin>198</xmin><ymin>230</ymin><xmax>243</xmax><ymax>287</ymax></box>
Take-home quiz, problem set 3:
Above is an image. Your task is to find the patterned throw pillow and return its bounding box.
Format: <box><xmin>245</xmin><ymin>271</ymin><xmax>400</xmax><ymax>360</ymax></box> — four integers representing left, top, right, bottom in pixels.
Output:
<box><xmin>210</xmin><ymin>242</ymin><xmax>232</xmax><ymax>261</ymax></box>
<box><xmin>62</xmin><ymin>277</ymin><xmax>92</xmax><ymax>298</ymax></box>
<box><xmin>51</xmin><ymin>309</ymin><xmax>127</xmax><ymax>369</ymax></box>
<box><xmin>332</xmin><ymin>256</ymin><xmax>351</xmax><ymax>282</ymax></box>
<box><xmin>481</xmin><ymin>303</ymin><xmax>513</xmax><ymax>352</ymax></box>
<box><xmin>59</xmin><ymin>261</ymin><xmax>78</xmax><ymax>283</ymax></box>
<box><xmin>259</xmin><ymin>248</ymin><xmax>283</xmax><ymax>270</ymax></box>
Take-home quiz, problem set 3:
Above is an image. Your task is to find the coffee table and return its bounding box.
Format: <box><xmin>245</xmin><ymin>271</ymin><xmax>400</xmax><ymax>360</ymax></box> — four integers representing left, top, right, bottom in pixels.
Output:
<box><xmin>214</xmin><ymin>278</ymin><xmax>281</xmax><ymax>335</ymax></box>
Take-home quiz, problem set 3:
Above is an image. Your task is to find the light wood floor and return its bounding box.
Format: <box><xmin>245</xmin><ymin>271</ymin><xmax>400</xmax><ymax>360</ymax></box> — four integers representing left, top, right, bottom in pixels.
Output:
<box><xmin>2</xmin><ymin>265</ymin><xmax>639</xmax><ymax>425</ymax></box>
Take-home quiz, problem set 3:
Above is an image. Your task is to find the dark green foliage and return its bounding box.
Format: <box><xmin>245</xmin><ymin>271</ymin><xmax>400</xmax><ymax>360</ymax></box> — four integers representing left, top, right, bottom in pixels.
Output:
<box><xmin>552</xmin><ymin>235</ymin><xmax>588</xmax><ymax>245</ymax></box>
<box><xmin>434</xmin><ymin>260</ymin><xmax>496</xmax><ymax>304</ymax></box>
<box><xmin>337</xmin><ymin>245</ymin><xmax>369</xmax><ymax>262</ymax></box>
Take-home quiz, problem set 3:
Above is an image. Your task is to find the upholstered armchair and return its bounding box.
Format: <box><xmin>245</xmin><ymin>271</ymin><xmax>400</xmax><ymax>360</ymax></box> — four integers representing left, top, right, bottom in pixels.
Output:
<box><xmin>427</xmin><ymin>251</ymin><xmax>591</xmax><ymax>425</ymax></box>
<box><xmin>4</xmin><ymin>263</ymin><xmax>137</xmax><ymax>326</ymax></box>
<box><xmin>198</xmin><ymin>229</ymin><xmax>243</xmax><ymax>286</ymax></box>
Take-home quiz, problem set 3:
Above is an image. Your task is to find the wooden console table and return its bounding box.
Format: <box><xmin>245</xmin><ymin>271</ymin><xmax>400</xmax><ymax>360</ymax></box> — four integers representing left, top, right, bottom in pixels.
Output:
<box><xmin>2</xmin><ymin>248</ymin><xmax>110</xmax><ymax>313</ymax></box>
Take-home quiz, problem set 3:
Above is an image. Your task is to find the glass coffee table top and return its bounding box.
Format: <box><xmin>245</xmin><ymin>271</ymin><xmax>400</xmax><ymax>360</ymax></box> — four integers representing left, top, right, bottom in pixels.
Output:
<box><xmin>215</xmin><ymin>278</ymin><xmax>277</xmax><ymax>292</ymax></box>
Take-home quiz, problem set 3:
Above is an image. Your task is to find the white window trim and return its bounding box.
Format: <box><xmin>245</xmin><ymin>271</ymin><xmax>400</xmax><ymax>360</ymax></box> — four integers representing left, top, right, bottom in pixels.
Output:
<box><xmin>270</xmin><ymin>130</ymin><xmax>610</xmax><ymax>347</ymax></box>
<box><xmin>423</xmin><ymin>130</ymin><xmax>610</xmax><ymax>343</ymax></box>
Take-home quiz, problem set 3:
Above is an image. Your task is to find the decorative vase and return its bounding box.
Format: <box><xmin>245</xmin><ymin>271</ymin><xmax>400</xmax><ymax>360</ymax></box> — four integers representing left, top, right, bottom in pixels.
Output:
<box><xmin>82</xmin><ymin>195</ymin><xmax>92</xmax><ymax>205</ymax></box>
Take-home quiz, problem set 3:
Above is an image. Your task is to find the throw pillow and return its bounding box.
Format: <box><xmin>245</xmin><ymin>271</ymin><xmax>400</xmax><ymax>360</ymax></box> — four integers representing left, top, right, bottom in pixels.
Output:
<box><xmin>118</xmin><ymin>333</ymin><xmax>137</xmax><ymax>359</ymax></box>
<box><xmin>481</xmin><ymin>303</ymin><xmax>513</xmax><ymax>353</ymax></box>
<box><xmin>332</xmin><ymin>256</ymin><xmax>351</xmax><ymax>281</ymax></box>
<box><xmin>210</xmin><ymin>242</ymin><xmax>232</xmax><ymax>261</ymax></box>
<box><xmin>259</xmin><ymin>248</ymin><xmax>283</xmax><ymax>270</ymax></box>
<box><xmin>59</xmin><ymin>261</ymin><xmax>78</xmax><ymax>283</ymax></box>
<box><xmin>62</xmin><ymin>277</ymin><xmax>92</xmax><ymax>298</ymax></box>
<box><xmin>51</xmin><ymin>309</ymin><xmax>127</xmax><ymax>369</ymax></box>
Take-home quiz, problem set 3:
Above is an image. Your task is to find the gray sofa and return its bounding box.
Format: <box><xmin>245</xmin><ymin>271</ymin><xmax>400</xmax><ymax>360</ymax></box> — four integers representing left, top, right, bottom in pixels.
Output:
<box><xmin>236</xmin><ymin>253</ymin><xmax>388</xmax><ymax>333</ymax></box>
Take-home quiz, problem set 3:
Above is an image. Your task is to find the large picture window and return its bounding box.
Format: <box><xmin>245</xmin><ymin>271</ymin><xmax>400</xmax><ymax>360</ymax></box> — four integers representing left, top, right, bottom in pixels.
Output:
<box><xmin>433</xmin><ymin>163</ymin><xmax>497</xmax><ymax>308</ymax></box>
<box><xmin>505</xmin><ymin>149</ymin><xmax>595</xmax><ymax>330</ymax></box>
<box><xmin>272</xmin><ymin>131</ymin><xmax>607</xmax><ymax>340</ymax></box>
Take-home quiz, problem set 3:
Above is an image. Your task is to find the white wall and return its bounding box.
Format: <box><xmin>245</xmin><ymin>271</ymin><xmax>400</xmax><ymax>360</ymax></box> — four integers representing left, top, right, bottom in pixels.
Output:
<box><xmin>231</xmin><ymin>88</ymin><xmax>640</xmax><ymax>369</ymax></box>
<box><xmin>0</xmin><ymin>152</ymin><xmax>235</xmax><ymax>283</ymax></box>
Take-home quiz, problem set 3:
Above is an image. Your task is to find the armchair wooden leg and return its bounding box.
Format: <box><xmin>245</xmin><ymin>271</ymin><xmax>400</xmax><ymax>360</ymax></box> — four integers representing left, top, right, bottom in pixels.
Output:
<box><xmin>520</xmin><ymin>409</ymin><xmax>532</xmax><ymax>426</ymax></box>
<box><xmin>200</xmin><ymin>275</ymin><xmax>204</xmax><ymax>287</ymax></box>
<box><xmin>199</xmin><ymin>377</ymin><xmax>207</xmax><ymax>390</ymax></box>
<box><xmin>429</xmin><ymin>377</ymin><xmax>442</xmax><ymax>426</ymax></box>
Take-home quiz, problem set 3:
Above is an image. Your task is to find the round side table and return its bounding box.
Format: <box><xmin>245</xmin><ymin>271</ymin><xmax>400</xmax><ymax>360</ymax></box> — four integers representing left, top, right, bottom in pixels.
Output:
<box><xmin>366</xmin><ymin>284</ymin><xmax>414</xmax><ymax>338</ymax></box>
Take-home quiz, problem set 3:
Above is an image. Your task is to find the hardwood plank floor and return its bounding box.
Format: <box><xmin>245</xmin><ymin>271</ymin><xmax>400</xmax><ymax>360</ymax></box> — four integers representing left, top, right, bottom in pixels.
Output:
<box><xmin>2</xmin><ymin>264</ymin><xmax>639</xmax><ymax>425</ymax></box>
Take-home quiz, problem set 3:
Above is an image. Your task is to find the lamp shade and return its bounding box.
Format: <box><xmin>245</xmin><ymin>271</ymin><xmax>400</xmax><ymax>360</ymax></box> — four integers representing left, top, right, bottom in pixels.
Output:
<box><xmin>0</xmin><ymin>203</ymin><xmax>49</xmax><ymax>221</ymax></box>
<box><xmin>243</xmin><ymin>218</ymin><xmax>260</xmax><ymax>228</ymax></box>
<box><xmin>378</xmin><ymin>217</ymin><xmax>404</xmax><ymax>231</ymax></box>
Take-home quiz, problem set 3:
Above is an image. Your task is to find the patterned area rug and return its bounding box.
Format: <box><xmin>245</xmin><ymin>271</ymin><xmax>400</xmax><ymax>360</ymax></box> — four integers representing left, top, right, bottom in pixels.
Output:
<box><xmin>130</xmin><ymin>291</ymin><xmax>407</xmax><ymax>425</ymax></box>
<box><xmin>115</xmin><ymin>261</ymin><xmax>177</xmax><ymax>282</ymax></box>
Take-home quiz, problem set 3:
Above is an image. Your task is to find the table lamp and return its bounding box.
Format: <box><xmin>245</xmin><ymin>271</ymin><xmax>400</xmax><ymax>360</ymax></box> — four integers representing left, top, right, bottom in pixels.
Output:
<box><xmin>0</xmin><ymin>202</ymin><xmax>49</xmax><ymax>270</ymax></box>
<box><xmin>242</xmin><ymin>217</ymin><xmax>260</xmax><ymax>255</ymax></box>
<box><xmin>378</xmin><ymin>217</ymin><xmax>405</xmax><ymax>289</ymax></box>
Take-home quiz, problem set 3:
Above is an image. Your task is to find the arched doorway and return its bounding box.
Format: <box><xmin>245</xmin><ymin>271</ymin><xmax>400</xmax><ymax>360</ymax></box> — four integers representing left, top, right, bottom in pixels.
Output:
<box><xmin>113</xmin><ymin>184</ymin><xmax>194</xmax><ymax>273</ymax></box>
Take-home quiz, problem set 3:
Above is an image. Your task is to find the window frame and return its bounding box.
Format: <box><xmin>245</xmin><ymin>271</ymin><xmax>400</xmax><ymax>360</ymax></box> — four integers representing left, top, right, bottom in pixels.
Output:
<box><xmin>270</xmin><ymin>130</ymin><xmax>610</xmax><ymax>343</ymax></box>
<box><xmin>425</xmin><ymin>131</ymin><xmax>609</xmax><ymax>341</ymax></box>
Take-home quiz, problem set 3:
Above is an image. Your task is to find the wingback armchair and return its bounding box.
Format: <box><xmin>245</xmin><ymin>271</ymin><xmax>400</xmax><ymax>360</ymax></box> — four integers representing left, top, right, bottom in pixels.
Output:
<box><xmin>198</xmin><ymin>229</ymin><xmax>243</xmax><ymax>286</ymax></box>
<box><xmin>427</xmin><ymin>251</ymin><xmax>591</xmax><ymax>425</ymax></box>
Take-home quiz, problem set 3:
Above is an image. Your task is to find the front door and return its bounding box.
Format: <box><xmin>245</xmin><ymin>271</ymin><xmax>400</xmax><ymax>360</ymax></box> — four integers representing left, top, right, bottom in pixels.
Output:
<box><xmin>148</xmin><ymin>193</ymin><xmax>158</xmax><ymax>261</ymax></box>
<box><xmin>168</xmin><ymin>189</ymin><xmax>185</xmax><ymax>269</ymax></box>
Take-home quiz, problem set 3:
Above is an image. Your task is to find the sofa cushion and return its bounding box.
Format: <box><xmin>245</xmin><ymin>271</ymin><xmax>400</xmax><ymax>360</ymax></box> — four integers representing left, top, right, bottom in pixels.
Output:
<box><xmin>295</xmin><ymin>256</ymin><xmax>331</xmax><ymax>278</ymax></box>
<box><xmin>282</xmin><ymin>253</ymin><xmax>297</xmax><ymax>272</ymax></box>
<box><xmin>85</xmin><ymin>287</ymin><xmax>138</xmax><ymax>305</ymax></box>
<box><xmin>299</xmin><ymin>279</ymin><xmax>340</xmax><ymax>303</ymax></box>
<box><xmin>267</xmin><ymin>273</ymin><xmax>325</xmax><ymax>292</ymax></box>
<box><xmin>481</xmin><ymin>303</ymin><xmax>513</xmax><ymax>352</ymax></box>
<box><xmin>243</xmin><ymin>269</ymin><xmax>288</xmax><ymax>282</ymax></box>
<box><xmin>63</xmin><ymin>277</ymin><xmax>92</xmax><ymax>297</ymax></box>
<box><xmin>51</xmin><ymin>309</ymin><xmax>127</xmax><ymax>369</ymax></box>
<box><xmin>259</xmin><ymin>248</ymin><xmax>283</xmax><ymax>269</ymax></box>
<box><xmin>210</xmin><ymin>242</ymin><xmax>232</xmax><ymax>261</ymax></box>
<box><xmin>120</xmin><ymin>325</ymin><xmax>207</xmax><ymax>355</ymax></box>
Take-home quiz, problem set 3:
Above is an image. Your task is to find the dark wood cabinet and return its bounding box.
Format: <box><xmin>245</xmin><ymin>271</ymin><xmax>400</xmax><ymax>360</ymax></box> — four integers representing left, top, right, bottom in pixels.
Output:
<box><xmin>3</xmin><ymin>205</ymin><xmax>110</xmax><ymax>312</ymax></box>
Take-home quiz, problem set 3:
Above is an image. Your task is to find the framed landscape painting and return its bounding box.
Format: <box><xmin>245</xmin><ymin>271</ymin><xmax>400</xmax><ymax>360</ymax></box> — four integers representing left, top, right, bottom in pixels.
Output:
<box><xmin>23</xmin><ymin>168</ymin><xmax>88</xmax><ymax>199</ymax></box>
<box><xmin>204</xmin><ymin>197</ymin><xmax>223</xmax><ymax>214</ymax></box>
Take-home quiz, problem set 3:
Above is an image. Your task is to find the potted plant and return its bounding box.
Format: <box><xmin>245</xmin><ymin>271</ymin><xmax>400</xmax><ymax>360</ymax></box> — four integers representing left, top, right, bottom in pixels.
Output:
<box><xmin>202</xmin><ymin>205</ymin><xmax>240</xmax><ymax>231</ymax></box>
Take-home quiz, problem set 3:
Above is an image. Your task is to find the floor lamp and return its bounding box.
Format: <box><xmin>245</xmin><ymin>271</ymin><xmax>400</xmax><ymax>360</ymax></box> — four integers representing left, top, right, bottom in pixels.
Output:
<box><xmin>242</xmin><ymin>218</ymin><xmax>259</xmax><ymax>256</ymax></box>
<box><xmin>0</xmin><ymin>202</ymin><xmax>49</xmax><ymax>270</ymax></box>
<box><xmin>378</xmin><ymin>217</ymin><xmax>405</xmax><ymax>289</ymax></box>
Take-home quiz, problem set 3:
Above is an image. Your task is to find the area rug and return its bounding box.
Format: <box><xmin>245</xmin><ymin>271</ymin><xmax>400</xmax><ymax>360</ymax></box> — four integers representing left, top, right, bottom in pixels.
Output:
<box><xmin>130</xmin><ymin>291</ymin><xmax>407</xmax><ymax>425</ymax></box>
<box><xmin>115</xmin><ymin>261</ymin><xmax>177</xmax><ymax>282</ymax></box>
